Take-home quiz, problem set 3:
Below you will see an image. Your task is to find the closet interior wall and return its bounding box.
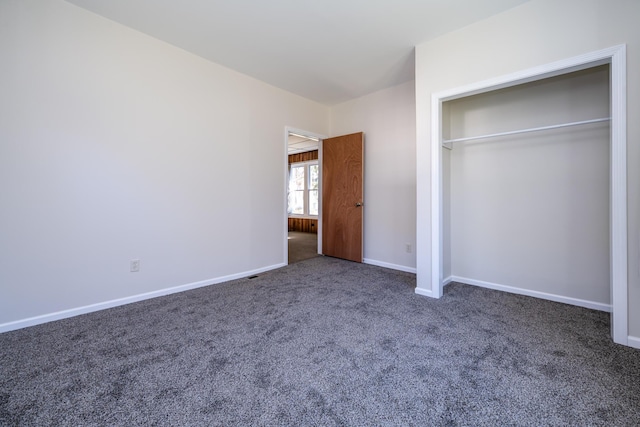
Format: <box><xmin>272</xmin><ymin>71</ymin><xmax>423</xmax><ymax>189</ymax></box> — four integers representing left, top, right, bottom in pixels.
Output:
<box><xmin>443</xmin><ymin>65</ymin><xmax>611</xmax><ymax>307</ymax></box>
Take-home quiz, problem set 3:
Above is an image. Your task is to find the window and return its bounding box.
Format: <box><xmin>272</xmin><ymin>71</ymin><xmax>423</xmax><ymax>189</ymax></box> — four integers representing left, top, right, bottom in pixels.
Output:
<box><xmin>288</xmin><ymin>161</ymin><xmax>318</xmax><ymax>217</ymax></box>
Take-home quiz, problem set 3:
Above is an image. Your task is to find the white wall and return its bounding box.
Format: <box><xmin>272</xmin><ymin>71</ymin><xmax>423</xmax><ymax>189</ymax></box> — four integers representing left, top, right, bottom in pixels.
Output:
<box><xmin>0</xmin><ymin>0</ymin><xmax>329</xmax><ymax>328</ymax></box>
<box><xmin>330</xmin><ymin>81</ymin><xmax>417</xmax><ymax>272</ymax></box>
<box><xmin>416</xmin><ymin>0</ymin><xmax>640</xmax><ymax>338</ymax></box>
<box><xmin>445</xmin><ymin>66</ymin><xmax>610</xmax><ymax>305</ymax></box>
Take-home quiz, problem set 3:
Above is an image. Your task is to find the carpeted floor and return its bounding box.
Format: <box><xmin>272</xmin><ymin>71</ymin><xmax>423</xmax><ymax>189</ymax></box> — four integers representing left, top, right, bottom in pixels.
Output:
<box><xmin>1</xmin><ymin>256</ymin><xmax>639</xmax><ymax>426</ymax></box>
<box><xmin>288</xmin><ymin>231</ymin><xmax>319</xmax><ymax>264</ymax></box>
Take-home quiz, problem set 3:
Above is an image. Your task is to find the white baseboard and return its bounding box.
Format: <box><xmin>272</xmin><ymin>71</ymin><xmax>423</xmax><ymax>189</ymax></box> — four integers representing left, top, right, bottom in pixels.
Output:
<box><xmin>363</xmin><ymin>258</ymin><xmax>416</xmax><ymax>274</ymax></box>
<box><xmin>627</xmin><ymin>336</ymin><xmax>640</xmax><ymax>350</ymax></box>
<box><xmin>449</xmin><ymin>276</ymin><xmax>612</xmax><ymax>312</ymax></box>
<box><xmin>414</xmin><ymin>287</ymin><xmax>435</xmax><ymax>297</ymax></box>
<box><xmin>414</xmin><ymin>277</ymin><xmax>452</xmax><ymax>298</ymax></box>
<box><xmin>0</xmin><ymin>263</ymin><xmax>286</xmax><ymax>334</ymax></box>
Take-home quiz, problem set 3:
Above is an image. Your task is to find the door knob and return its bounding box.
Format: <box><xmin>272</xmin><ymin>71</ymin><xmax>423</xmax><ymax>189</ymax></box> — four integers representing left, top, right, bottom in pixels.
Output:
<box><xmin>355</xmin><ymin>202</ymin><xmax>362</xmax><ymax>207</ymax></box>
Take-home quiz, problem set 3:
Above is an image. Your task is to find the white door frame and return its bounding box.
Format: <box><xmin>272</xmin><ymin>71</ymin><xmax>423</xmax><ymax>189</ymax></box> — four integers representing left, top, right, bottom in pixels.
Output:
<box><xmin>416</xmin><ymin>45</ymin><xmax>629</xmax><ymax>346</ymax></box>
<box><xmin>284</xmin><ymin>127</ymin><xmax>327</xmax><ymax>264</ymax></box>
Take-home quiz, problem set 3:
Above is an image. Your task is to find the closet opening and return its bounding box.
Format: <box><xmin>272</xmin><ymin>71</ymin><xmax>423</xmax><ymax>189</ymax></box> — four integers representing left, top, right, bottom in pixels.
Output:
<box><xmin>443</xmin><ymin>64</ymin><xmax>611</xmax><ymax>310</ymax></box>
<box><xmin>417</xmin><ymin>45</ymin><xmax>628</xmax><ymax>346</ymax></box>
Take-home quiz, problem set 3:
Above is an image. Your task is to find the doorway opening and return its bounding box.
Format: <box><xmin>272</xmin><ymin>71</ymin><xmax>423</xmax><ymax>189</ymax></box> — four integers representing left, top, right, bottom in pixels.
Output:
<box><xmin>284</xmin><ymin>127</ymin><xmax>325</xmax><ymax>264</ymax></box>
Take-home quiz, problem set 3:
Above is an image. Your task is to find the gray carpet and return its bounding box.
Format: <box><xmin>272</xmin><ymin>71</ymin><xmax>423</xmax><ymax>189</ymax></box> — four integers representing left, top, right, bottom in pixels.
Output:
<box><xmin>288</xmin><ymin>231</ymin><xmax>319</xmax><ymax>264</ymax></box>
<box><xmin>1</xmin><ymin>256</ymin><xmax>639</xmax><ymax>426</ymax></box>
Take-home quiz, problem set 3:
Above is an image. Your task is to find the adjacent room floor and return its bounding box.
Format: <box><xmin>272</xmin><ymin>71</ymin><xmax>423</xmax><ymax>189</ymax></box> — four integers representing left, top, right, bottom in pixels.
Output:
<box><xmin>288</xmin><ymin>231</ymin><xmax>319</xmax><ymax>264</ymax></box>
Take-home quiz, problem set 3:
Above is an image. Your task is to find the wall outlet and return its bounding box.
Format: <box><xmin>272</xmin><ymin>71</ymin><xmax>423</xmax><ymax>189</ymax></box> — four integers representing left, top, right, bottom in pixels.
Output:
<box><xmin>405</xmin><ymin>243</ymin><xmax>412</xmax><ymax>253</ymax></box>
<box><xmin>130</xmin><ymin>259</ymin><xmax>140</xmax><ymax>272</ymax></box>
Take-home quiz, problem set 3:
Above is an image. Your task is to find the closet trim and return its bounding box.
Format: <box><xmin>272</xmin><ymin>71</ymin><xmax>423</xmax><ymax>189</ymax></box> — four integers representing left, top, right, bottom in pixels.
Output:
<box><xmin>417</xmin><ymin>44</ymin><xmax>628</xmax><ymax>346</ymax></box>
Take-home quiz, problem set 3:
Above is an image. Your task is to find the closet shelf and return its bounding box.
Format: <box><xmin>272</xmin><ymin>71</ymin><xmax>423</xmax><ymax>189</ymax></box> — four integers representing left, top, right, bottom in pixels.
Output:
<box><xmin>442</xmin><ymin>117</ymin><xmax>611</xmax><ymax>149</ymax></box>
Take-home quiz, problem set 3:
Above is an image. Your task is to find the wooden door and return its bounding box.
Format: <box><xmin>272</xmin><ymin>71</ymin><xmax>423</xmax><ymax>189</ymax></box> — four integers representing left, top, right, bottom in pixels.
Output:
<box><xmin>322</xmin><ymin>132</ymin><xmax>363</xmax><ymax>262</ymax></box>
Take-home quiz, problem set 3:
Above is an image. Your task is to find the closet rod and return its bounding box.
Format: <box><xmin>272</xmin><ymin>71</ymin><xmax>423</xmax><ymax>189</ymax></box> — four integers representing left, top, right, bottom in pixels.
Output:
<box><xmin>442</xmin><ymin>117</ymin><xmax>610</xmax><ymax>148</ymax></box>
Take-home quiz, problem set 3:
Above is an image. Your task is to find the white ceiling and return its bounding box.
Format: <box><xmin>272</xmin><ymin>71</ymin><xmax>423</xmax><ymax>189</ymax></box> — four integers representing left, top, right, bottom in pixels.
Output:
<box><xmin>288</xmin><ymin>134</ymin><xmax>319</xmax><ymax>155</ymax></box>
<box><xmin>65</xmin><ymin>0</ymin><xmax>530</xmax><ymax>106</ymax></box>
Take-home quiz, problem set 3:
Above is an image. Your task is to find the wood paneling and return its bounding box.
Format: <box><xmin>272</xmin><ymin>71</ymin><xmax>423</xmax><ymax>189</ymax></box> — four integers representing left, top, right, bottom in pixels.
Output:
<box><xmin>322</xmin><ymin>132</ymin><xmax>363</xmax><ymax>262</ymax></box>
<box><xmin>288</xmin><ymin>218</ymin><xmax>318</xmax><ymax>233</ymax></box>
<box><xmin>288</xmin><ymin>150</ymin><xmax>318</xmax><ymax>164</ymax></box>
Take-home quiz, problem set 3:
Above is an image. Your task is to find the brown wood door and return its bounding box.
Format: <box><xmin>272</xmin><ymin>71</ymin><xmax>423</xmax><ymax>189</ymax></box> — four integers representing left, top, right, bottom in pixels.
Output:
<box><xmin>322</xmin><ymin>132</ymin><xmax>363</xmax><ymax>262</ymax></box>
